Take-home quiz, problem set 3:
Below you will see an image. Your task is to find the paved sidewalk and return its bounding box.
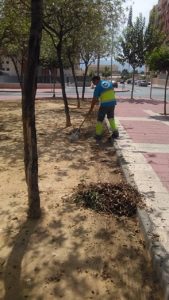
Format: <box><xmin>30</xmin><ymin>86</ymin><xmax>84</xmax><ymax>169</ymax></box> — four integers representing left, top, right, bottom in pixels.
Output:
<box><xmin>114</xmin><ymin>99</ymin><xmax>169</xmax><ymax>299</ymax></box>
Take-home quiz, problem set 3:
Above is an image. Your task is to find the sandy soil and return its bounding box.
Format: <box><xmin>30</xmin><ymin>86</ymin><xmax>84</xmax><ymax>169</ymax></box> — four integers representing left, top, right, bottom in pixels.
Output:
<box><xmin>0</xmin><ymin>99</ymin><xmax>162</xmax><ymax>300</ymax></box>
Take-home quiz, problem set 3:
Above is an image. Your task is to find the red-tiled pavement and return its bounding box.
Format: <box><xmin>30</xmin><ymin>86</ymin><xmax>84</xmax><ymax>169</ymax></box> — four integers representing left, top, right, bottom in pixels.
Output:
<box><xmin>144</xmin><ymin>153</ymin><xmax>169</xmax><ymax>192</ymax></box>
<box><xmin>119</xmin><ymin>121</ymin><xmax>169</xmax><ymax>144</ymax></box>
<box><xmin>116</xmin><ymin>100</ymin><xmax>169</xmax><ymax>192</ymax></box>
<box><xmin>116</xmin><ymin>99</ymin><xmax>165</xmax><ymax>117</ymax></box>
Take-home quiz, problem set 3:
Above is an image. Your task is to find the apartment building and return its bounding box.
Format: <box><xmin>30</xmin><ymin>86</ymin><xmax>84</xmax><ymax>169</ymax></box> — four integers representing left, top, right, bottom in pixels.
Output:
<box><xmin>158</xmin><ymin>0</ymin><xmax>169</xmax><ymax>42</ymax></box>
<box><xmin>1</xmin><ymin>57</ymin><xmax>18</xmax><ymax>76</ymax></box>
<box><xmin>0</xmin><ymin>55</ymin><xmax>79</xmax><ymax>83</ymax></box>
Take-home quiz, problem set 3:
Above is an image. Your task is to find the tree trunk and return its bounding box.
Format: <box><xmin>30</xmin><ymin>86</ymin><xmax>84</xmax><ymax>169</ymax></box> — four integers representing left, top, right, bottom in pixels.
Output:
<box><xmin>131</xmin><ymin>68</ymin><xmax>135</xmax><ymax>99</ymax></box>
<box><xmin>164</xmin><ymin>71</ymin><xmax>169</xmax><ymax>115</ymax></box>
<box><xmin>150</xmin><ymin>82</ymin><xmax>153</xmax><ymax>99</ymax></box>
<box><xmin>82</xmin><ymin>63</ymin><xmax>88</xmax><ymax>100</ymax></box>
<box><xmin>52</xmin><ymin>67</ymin><xmax>57</xmax><ymax>98</ymax></box>
<box><xmin>22</xmin><ymin>0</ymin><xmax>43</xmax><ymax>219</ymax></box>
<box><xmin>97</xmin><ymin>54</ymin><xmax>100</xmax><ymax>76</ymax></box>
<box><xmin>57</xmin><ymin>43</ymin><xmax>71</xmax><ymax>127</ymax></box>
<box><xmin>68</xmin><ymin>55</ymin><xmax>80</xmax><ymax>108</ymax></box>
<box><xmin>11</xmin><ymin>57</ymin><xmax>24</xmax><ymax>91</ymax></box>
<box><xmin>150</xmin><ymin>72</ymin><xmax>153</xmax><ymax>99</ymax></box>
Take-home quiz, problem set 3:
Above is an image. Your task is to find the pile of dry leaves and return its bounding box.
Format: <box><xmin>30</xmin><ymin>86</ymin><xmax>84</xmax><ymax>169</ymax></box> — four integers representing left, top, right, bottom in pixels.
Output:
<box><xmin>72</xmin><ymin>182</ymin><xmax>143</xmax><ymax>217</ymax></box>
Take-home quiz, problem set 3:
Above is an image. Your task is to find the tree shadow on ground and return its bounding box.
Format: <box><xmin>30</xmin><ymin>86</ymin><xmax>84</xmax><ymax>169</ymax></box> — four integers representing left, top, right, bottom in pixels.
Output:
<box><xmin>118</xmin><ymin>99</ymin><xmax>162</xmax><ymax>105</ymax></box>
<box><xmin>0</xmin><ymin>100</ymin><xmax>117</xmax><ymax>174</ymax></box>
<box><xmin>149</xmin><ymin>115</ymin><xmax>169</xmax><ymax>121</ymax></box>
<box><xmin>0</xmin><ymin>100</ymin><xmax>162</xmax><ymax>299</ymax></box>
<box><xmin>0</xmin><ymin>187</ymin><xmax>162</xmax><ymax>299</ymax></box>
<box><xmin>0</xmin><ymin>202</ymin><xmax>104</xmax><ymax>299</ymax></box>
<box><xmin>2</xmin><ymin>218</ymin><xmax>40</xmax><ymax>300</ymax></box>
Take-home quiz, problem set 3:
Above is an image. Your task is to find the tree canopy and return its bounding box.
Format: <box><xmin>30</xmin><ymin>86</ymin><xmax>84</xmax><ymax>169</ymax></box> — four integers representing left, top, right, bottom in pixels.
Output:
<box><xmin>117</xmin><ymin>7</ymin><xmax>145</xmax><ymax>98</ymax></box>
<box><xmin>0</xmin><ymin>0</ymin><xmax>30</xmax><ymax>87</ymax></box>
<box><xmin>148</xmin><ymin>45</ymin><xmax>169</xmax><ymax>114</ymax></box>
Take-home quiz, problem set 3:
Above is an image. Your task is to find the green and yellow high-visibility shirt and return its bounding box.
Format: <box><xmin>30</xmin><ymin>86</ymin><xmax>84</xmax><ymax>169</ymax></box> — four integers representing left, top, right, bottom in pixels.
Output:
<box><xmin>93</xmin><ymin>80</ymin><xmax>116</xmax><ymax>107</ymax></box>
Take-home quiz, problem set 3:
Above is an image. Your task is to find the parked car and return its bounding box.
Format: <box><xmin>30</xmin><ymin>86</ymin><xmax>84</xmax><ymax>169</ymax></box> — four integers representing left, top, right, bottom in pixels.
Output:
<box><xmin>127</xmin><ymin>79</ymin><xmax>132</xmax><ymax>84</ymax></box>
<box><xmin>120</xmin><ymin>79</ymin><xmax>125</xmax><ymax>84</ymax></box>
<box><xmin>138</xmin><ymin>80</ymin><xmax>148</xmax><ymax>87</ymax></box>
<box><xmin>134</xmin><ymin>80</ymin><xmax>140</xmax><ymax>85</ymax></box>
<box><xmin>112</xmin><ymin>80</ymin><xmax>118</xmax><ymax>88</ymax></box>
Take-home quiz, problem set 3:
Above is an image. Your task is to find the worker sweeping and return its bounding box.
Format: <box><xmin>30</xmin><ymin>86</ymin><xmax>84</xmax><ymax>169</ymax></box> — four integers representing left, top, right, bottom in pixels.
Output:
<box><xmin>87</xmin><ymin>75</ymin><xmax>119</xmax><ymax>141</ymax></box>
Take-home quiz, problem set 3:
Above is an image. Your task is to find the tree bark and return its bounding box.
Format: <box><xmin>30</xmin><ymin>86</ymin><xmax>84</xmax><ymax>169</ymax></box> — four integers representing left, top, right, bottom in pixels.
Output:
<box><xmin>164</xmin><ymin>71</ymin><xmax>169</xmax><ymax>115</ymax></box>
<box><xmin>82</xmin><ymin>63</ymin><xmax>88</xmax><ymax>100</ymax></box>
<box><xmin>72</xmin><ymin>65</ymin><xmax>80</xmax><ymax>108</ymax></box>
<box><xmin>68</xmin><ymin>54</ymin><xmax>80</xmax><ymax>108</ymax></box>
<box><xmin>11</xmin><ymin>57</ymin><xmax>24</xmax><ymax>92</ymax></box>
<box><xmin>131</xmin><ymin>68</ymin><xmax>135</xmax><ymax>99</ymax></box>
<box><xmin>150</xmin><ymin>73</ymin><xmax>153</xmax><ymax>99</ymax></box>
<box><xmin>57</xmin><ymin>42</ymin><xmax>71</xmax><ymax>127</ymax></box>
<box><xmin>97</xmin><ymin>53</ymin><xmax>100</xmax><ymax>76</ymax></box>
<box><xmin>22</xmin><ymin>0</ymin><xmax>43</xmax><ymax>219</ymax></box>
<box><xmin>52</xmin><ymin>67</ymin><xmax>57</xmax><ymax>98</ymax></box>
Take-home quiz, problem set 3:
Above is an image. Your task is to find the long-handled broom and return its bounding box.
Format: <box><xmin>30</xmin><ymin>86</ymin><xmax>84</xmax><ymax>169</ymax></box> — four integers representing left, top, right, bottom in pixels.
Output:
<box><xmin>69</xmin><ymin>113</ymin><xmax>90</xmax><ymax>142</ymax></box>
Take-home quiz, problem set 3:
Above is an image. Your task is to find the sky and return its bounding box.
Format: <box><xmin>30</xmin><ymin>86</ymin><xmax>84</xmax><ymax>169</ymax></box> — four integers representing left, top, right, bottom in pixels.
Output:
<box><xmin>127</xmin><ymin>0</ymin><xmax>159</xmax><ymax>22</ymax></box>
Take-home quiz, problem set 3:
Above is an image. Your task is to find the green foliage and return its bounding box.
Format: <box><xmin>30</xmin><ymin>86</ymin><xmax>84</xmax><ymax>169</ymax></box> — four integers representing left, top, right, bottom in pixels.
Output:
<box><xmin>78</xmin><ymin>0</ymin><xmax>125</xmax><ymax>66</ymax></box>
<box><xmin>102</xmin><ymin>66</ymin><xmax>111</xmax><ymax>77</ymax></box>
<box><xmin>144</xmin><ymin>6</ymin><xmax>165</xmax><ymax>60</ymax></box>
<box><xmin>0</xmin><ymin>0</ymin><xmax>30</xmax><ymax>85</ymax></box>
<box><xmin>88</xmin><ymin>69</ymin><xmax>95</xmax><ymax>78</ymax></box>
<box><xmin>0</xmin><ymin>0</ymin><xmax>126</xmax><ymax>81</ymax></box>
<box><xmin>0</xmin><ymin>0</ymin><xmax>30</xmax><ymax>58</ymax></box>
<box><xmin>43</xmin><ymin>0</ymin><xmax>90</xmax><ymax>39</ymax></box>
<box><xmin>148</xmin><ymin>45</ymin><xmax>169</xmax><ymax>115</ymax></box>
<box><xmin>40</xmin><ymin>32</ymin><xmax>59</xmax><ymax>69</ymax></box>
<box><xmin>121</xmin><ymin>68</ymin><xmax>129</xmax><ymax>79</ymax></box>
<box><xmin>117</xmin><ymin>8</ymin><xmax>145</xmax><ymax>70</ymax></box>
<box><xmin>127</xmin><ymin>6</ymin><xmax>132</xmax><ymax>27</ymax></box>
<box><xmin>148</xmin><ymin>46</ymin><xmax>169</xmax><ymax>72</ymax></box>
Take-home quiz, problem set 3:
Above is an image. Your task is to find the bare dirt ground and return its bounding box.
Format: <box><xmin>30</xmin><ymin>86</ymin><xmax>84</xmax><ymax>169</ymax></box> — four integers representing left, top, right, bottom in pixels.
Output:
<box><xmin>0</xmin><ymin>99</ymin><xmax>163</xmax><ymax>300</ymax></box>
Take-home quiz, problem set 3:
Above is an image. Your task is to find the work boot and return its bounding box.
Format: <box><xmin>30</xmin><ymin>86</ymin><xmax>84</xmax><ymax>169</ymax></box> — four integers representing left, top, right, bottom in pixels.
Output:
<box><xmin>107</xmin><ymin>136</ymin><xmax>114</xmax><ymax>145</ymax></box>
<box><xmin>95</xmin><ymin>135</ymin><xmax>102</xmax><ymax>142</ymax></box>
<box><xmin>112</xmin><ymin>129</ymin><xmax>119</xmax><ymax>139</ymax></box>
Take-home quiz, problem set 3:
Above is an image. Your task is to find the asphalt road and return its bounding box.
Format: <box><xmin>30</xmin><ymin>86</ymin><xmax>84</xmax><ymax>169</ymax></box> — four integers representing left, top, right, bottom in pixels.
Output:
<box><xmin>117</xmin><ymin>83</ymin><xmax>169</xmax><ymax>100</ymax></box>
<box><xmin>0</xmin><ymin>84</ymin><xmax>169</xmax><ymax>101</ymax></box>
